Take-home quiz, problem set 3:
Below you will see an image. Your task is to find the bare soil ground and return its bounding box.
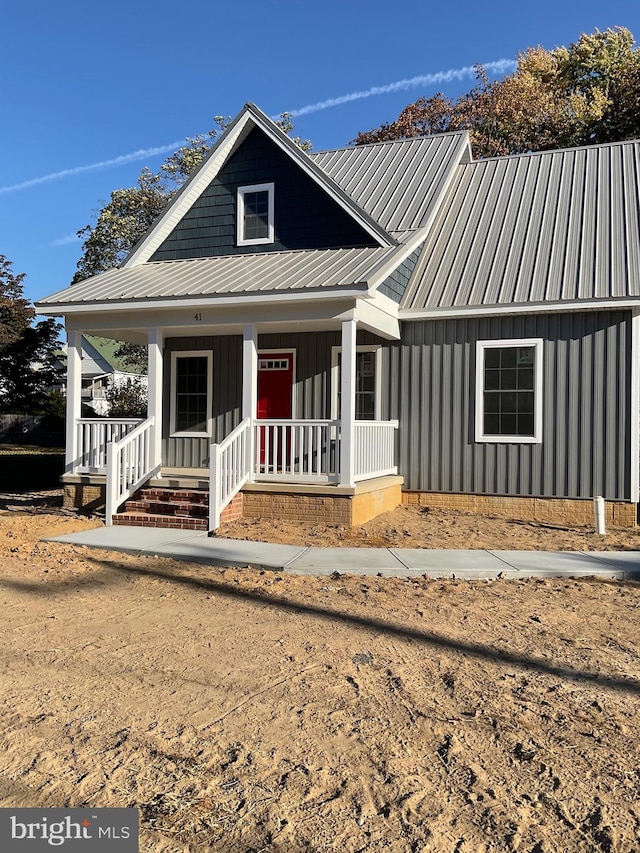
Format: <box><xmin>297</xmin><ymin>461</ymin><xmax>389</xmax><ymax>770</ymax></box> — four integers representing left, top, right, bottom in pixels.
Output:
<box><xmin>219</xmin><ymin>503</ymin><xmax>640</xmax><ymax>552</ymax></box>
<box><xmin>1</xmin><ymin>494</ymin><xmax>640</xmax><ymax>851</ymax></box>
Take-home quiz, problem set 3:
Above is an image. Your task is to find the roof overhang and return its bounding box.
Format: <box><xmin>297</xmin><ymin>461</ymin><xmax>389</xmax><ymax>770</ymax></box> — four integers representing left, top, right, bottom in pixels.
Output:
<box><xmin>400</xmin><ymin>297</ymin><xmax>640</xmax><ymax>320</ymax></box>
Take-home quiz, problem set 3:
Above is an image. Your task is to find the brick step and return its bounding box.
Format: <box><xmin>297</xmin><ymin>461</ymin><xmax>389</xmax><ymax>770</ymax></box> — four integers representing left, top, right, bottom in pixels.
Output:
<box><xmin>113</xmin><ymin>511</ymin><xmax>208</xmax><ymax>530</ymax></box>
<box><xmin>138</xmin><ymin>488</ymin><xmax>209</xmax><ymax>505</ymax></box>
<box><xmin>124</xmin><ymin>499</ymin><xmax>208</xmax><ymax>518</ymax></box>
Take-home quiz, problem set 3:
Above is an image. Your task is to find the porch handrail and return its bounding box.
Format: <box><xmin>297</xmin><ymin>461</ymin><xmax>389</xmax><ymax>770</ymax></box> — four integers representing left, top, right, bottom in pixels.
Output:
<box><xmin>354</xmin><ymin>419</ymin><xmax>399</xmax><ymax>481</ymax></box>
<box><xmin>105</xmin><ymin>417</ymin><xmax>158</xmax><ymax>526</ymax></box>
<box><xmin>76</xmin><ymin>418</ymin><xmax>142</xmax><ymax>473</ymax></box>
<box><xmin>255</xmin><ymin>418</ymin><xmax>340</xmax><ymax>483</ymax></box>
<box><xmin>209</xmin><ymin>417</ymin><xmax>252</xmax><ymax>531</ymax></box>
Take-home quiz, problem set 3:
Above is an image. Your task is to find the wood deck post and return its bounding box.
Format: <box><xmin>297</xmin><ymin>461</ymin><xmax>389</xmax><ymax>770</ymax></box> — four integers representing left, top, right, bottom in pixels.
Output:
<box><xmin>147</xmin><ymin>327</ymin><xmax>164</xmax><ymax>476</ymax></box>
<box><xmin>340</xmin><ymin>318</ymin><xmax>357</xmax><ymax>486</ymax></box>
<box><xmin>65</xmin><ymin>328</ymin><xmax>82</xmax><ymax>474</ymax></box>
<box><xmin>243</xmin><ymin>324</ymin><xmax>258</xmax><ymax>482</ymax></box>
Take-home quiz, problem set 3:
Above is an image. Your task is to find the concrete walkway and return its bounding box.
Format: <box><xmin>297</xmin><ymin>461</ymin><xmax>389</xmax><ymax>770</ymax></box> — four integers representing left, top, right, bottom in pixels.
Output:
<box><xmin>46</xmin><ymin>525</ymin><xmax>640</xmax><ymax>580</ymax></box>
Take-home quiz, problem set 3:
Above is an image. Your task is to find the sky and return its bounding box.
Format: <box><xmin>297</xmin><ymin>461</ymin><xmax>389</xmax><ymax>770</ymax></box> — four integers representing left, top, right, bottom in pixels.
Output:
<box><xmin>1</xmin><ymin>0</ymin><xmax>638</xmax><ymax>313</ymax></box>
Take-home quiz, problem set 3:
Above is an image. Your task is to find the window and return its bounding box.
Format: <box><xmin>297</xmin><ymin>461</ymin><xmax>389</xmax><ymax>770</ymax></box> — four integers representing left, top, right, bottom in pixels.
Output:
<box><xmin>331</xmin><ymin>346</ymin><xmax>381</xmax><ymax>421</ymax></box>
<box><xmin>237</xmin><ymin>182</ymin><xmax>274</xmax><ymax>246</ymax></box>
<box><xmin>475</xmin><ymin>339</ymin><xmax>543</xmax><ymax>443</ymax></box>
<box><xmin>170</xmin><ymin>351</ymin><xmax>212</xmax><ymax>437</ymax></box>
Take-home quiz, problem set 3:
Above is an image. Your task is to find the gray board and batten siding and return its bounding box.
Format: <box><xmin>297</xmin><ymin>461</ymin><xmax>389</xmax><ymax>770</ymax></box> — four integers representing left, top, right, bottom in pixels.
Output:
<box><xmin>162</xmin><ymin>331</ymin><xmax>388</xmax><ymax>469</ymax></box>
<box><xmin>162</xmin><ymin>313</ymin><xmax>631</xmax><ymax>503</ymax></box>
<box><xmin>395</xmin><ymin>312</ymin><xmax>632</xmax><ymax>502</ymax></box>
<box><xmin>150</xmin><ymin>127</ymin><xmax>379</xmax><ymax>262</ymax></box>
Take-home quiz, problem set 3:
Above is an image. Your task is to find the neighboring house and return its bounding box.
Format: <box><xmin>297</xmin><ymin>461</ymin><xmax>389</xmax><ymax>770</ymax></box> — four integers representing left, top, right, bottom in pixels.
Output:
<box><xmin>56</xmin><ymin>335</ymin><xmax>147</xmax><ymax>416</ymax></box>
<box><xmin>36</xmin><ymin>102</ymin><xmax>640</xmax><ymax>531</ymax></box>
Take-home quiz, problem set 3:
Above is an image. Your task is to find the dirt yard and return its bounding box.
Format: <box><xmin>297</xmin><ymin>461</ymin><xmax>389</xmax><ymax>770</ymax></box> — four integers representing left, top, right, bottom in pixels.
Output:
<box><xmin>1</xmin><ymin>494</ymin><xmax>639</xmax><ymax>852</ymax></box>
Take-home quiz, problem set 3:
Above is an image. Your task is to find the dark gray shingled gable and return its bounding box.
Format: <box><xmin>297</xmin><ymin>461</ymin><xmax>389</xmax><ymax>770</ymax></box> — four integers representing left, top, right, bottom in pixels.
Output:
<box><xmin>378</xmin><ymin>248</ymin><xmax>422</xmax><ymax>303</ymax></box>
<box><xmin>150</xmin><ymin>127</ymin><xmax>379</xmax><ymax>261</ymax></box>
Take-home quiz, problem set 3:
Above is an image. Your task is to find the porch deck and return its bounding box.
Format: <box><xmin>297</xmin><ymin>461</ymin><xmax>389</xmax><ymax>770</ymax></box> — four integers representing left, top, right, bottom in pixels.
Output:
<box><xmin>65</xmin><ymin>416</ymin><xmax>402</xmax><ymax>529</ymax></box>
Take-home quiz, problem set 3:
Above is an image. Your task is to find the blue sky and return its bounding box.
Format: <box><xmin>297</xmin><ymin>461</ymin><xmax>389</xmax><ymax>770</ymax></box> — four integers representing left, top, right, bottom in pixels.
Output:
<box><xmin>2</xmin><ymin>0</ymin><xmax>638</xmax><ymax>312</ymax></box>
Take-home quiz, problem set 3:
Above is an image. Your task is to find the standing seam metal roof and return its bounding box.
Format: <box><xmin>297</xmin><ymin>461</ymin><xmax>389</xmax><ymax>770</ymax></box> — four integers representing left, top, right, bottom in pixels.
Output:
<box><xmin>402</xmin><ymin>140</ymin><xmax>640</xmax><ymax>310</ymax></box>
<box><xmin>310</xmin><ymin>132</ymin><xmax>469</xmax><ymax>233</ymax></box>
<box><xmin>37</xmin><ymin>247</ymin><xmax>398</xmax><ymax>307</ymax></box>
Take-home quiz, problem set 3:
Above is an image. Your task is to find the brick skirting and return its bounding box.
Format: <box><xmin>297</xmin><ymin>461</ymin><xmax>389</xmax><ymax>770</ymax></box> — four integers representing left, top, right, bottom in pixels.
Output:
<box><xmin>63</xmin><ymin>482</ymin><xmax>105</xmax><ymax>513</ymax></box>
<box><xmin>402</xmin><ymin>492</ymin><xmax>638</xmax><ymax>528</ymax></box>
<box><xmin>220</xmin><ymin>491</ymin><xmax>244</xmax><ymax>524</ymax></box>
<box><xmin>242</xmin><ymin>481</ymin><xmax>403</xmax><ymax>527</ymax></box>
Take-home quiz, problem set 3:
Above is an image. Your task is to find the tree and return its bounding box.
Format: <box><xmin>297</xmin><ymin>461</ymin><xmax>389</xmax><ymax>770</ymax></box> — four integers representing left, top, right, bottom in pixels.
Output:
<box><xmin>0</xmin><ymin>255</ymin><xmax>63</xmax><ymax>414</ymax></box>
<box><xmin>0</xmin><ymin>255</ymin><xmax>32</xmax><ymax>350</ymax></box>
<box><xmin>354</xmin><ymin>27</ymin><xmax>640</xmax><ymax>157</ymax></box>
<box><xmin>104</xmin><ymin>377</ymin><xmax>148</xmax><ymax>418</ymax></box>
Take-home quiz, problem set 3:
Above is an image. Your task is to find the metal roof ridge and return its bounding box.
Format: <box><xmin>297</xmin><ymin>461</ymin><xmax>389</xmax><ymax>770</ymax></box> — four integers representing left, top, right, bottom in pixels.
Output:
<box><xmin>310</xmin><ymin>130</ymin><xmax>470</xmax><ymax>157</ymax></box>
<box><xmin>470</xmin><ymin>136</ymin><xmax>640</xmax><ymax>166</ymax></box>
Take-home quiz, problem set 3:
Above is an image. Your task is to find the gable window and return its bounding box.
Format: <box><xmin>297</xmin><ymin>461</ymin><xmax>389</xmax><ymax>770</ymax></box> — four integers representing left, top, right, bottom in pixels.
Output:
<box><xmin>237</xmin><ymin>182</ymin><xmax>274</xmax><ymax>246</ymax></box>
<box><xmin>170</xmin><ymin>351</ymin><xmax>212</xmax><ymax>437</ymax></box>
<box><xmin>331</xmin><ymin>346</ymin><xmax>381</xmax><ymax>421</ymax></box>
<box><xmin>475</xmin><ymin>339</ymin><xmax>543</xmax><ymax>443</ymax></box>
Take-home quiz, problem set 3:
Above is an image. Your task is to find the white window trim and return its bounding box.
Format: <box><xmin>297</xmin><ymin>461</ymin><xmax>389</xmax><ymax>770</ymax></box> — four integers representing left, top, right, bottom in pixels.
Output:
<box><xmin>170</xmin><ymin>350</ymin><xmax>213</xmax><ymax>438</ymax></box>
<box><xmin>475</xmin><ymin>338</ymin><xmax>543</xmax><ymax>444</ymax></box>
<box><xmin>331</xmin><ymin>345</ymin><xmax>382</xmax><ymax>421</ymax></box>
<box><xmin>237</xmin><ymin>182</ymin><xmax>275</xmax><ymax>246</ymax></box>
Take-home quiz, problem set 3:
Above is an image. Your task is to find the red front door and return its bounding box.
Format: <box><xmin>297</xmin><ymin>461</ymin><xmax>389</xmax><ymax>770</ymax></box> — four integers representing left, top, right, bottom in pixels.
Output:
<box><xmin>257</xmin><ymin>353</ymin><xmax>294</xmax><ymax>470</ymax></box>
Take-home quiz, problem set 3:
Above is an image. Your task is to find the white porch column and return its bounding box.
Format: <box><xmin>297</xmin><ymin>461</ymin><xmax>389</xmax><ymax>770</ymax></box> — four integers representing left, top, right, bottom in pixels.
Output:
<box><xmin>339</xmin><ymin>318</ymin><xmax>357</xmax><ymax>486</ymax></box>
<box><xmin>243</xmin><ymin>324</ymin><xmax>258</xmax><ymax>482</ymax></box>
<box><xmin>147</xmin><ymin>328</ymin><xmax>164</xmax><ymax>475</ymax></box>
<box><xmin>65</xmin><ymin>328</ymin><xmax>82</xmax><ymax>474</ymax></box>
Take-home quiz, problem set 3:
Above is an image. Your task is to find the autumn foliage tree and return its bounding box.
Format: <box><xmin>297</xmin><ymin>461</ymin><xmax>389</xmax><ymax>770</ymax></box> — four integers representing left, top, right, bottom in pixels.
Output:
<box><xmin>354</xmin><ymin>27</ymin><xmax>640</xmax><ymax>157</ymax></box>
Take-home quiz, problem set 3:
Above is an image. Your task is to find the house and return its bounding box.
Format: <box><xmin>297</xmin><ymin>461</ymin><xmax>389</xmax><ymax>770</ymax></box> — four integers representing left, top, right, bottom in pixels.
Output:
<box><xmin>36</xmin><ymin>102</ymin><xmax>640</xmax><ymax>531</ymax></box>
<box><xmin>56</xmin><ymin>335</ymin><xmax>147</xmax><ymax>416</ymax></box>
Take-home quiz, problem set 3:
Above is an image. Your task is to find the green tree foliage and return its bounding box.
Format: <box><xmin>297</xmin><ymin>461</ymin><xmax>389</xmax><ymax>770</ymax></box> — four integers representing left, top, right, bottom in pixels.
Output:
<box><xmin>0</xmin><ymin>255</ymin><xmax>63</xmax><ymax>414</ymax></box>
<box><xmin>104</xmin><ymin>377</ymin><xmax>148</xmax><ymax>418</ymax></box>
<box><xmin>354</xmin><ymin>28</ymin><xmax>640</xmax><ymax>157</ymax></box>
<box><xmin>0</xmin><ymin>255</ymin><xmax>32</xmax><ymax>350</ymax></box>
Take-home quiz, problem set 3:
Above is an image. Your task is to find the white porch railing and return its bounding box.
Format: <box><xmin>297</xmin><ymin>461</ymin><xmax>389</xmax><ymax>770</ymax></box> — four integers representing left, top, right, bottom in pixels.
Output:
<box><xmin>209</xmin><ymin>417</ymin><xmax>252</xmax><ymax>530</ymax></box>
<box><xmin>76</xmin><ymin>418</ymin><xmax>142</xmax><ymax>472</ymax></box>
<box><xmin>255</xmin><ymin>419</ymin><xmax>340</xmax><ymax>483</ymax></box>
<box><xmin>105</xmin><ymin>417</ymin><xmax>158</xmax><ymax>526</ymax></box>
<box><xmin>354</xmin><ymin>420</ymin><xmax>399</xmax><ymax>481</ymax></box>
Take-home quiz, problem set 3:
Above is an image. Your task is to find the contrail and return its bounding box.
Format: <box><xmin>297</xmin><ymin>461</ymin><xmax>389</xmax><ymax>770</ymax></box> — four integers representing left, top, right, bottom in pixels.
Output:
<box><xmin>1</xmin><ymin>58</ymin><xmax>516</xmax><ymax>195</ymax></box>
<box><xmin>0</xmin><ymin>140</ymin><xmax>185</xmax><ymax>195</ymax></box>
<box><xmin>285</xmin><ymin>59</ymin><xmax>517</xmax><ymax>117</ymax></box>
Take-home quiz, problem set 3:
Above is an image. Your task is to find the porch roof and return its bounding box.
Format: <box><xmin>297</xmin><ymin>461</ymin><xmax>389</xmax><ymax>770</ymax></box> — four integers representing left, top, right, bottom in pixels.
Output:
<box><xmin>37</xmin><ymin>246</ymin><xmax>400</xmax><ymax>310</ymax></box>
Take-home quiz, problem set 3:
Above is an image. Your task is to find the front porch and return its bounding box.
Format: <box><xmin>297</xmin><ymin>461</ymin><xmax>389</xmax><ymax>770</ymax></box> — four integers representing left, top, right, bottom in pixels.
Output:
<box><xmin>63</xmin><ymin>416</ymin><xmax>401</xmax><ymax>529</ymax></box>
<box><xmin>62</xmin><ymin>304</ymin><xmax>403</xmax><ymax>530</ymax></box>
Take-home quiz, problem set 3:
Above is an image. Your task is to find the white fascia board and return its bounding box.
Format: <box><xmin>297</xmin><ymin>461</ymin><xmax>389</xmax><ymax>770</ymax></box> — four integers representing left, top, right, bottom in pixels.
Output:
<box><xmin>124</xmin><ymin>114</ymin><xmax>252</xmax><ymax>267</ymax></box>
<box><xmin>124</xmin><ymin>103</ymin><xmax>394</xmax><ymax>268</ymax></box>
<box><xmin>400</xmin><ymin>297</ymin><xmax>640</xmax><ymax>320</ymax></box>
<box><xmin>244</xmin><ymin>104</ymin><xmax>394</xmax><ymax>248</ymax></box>
<box><xmin>62</xmin><ymin>295</ymin><xmax>363</xmax><ymax>334</ymax></box>
<box><xmin>37</xmin><ymin>286</ymin><xmax>369</xmax><ymax>318</ymax></box>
